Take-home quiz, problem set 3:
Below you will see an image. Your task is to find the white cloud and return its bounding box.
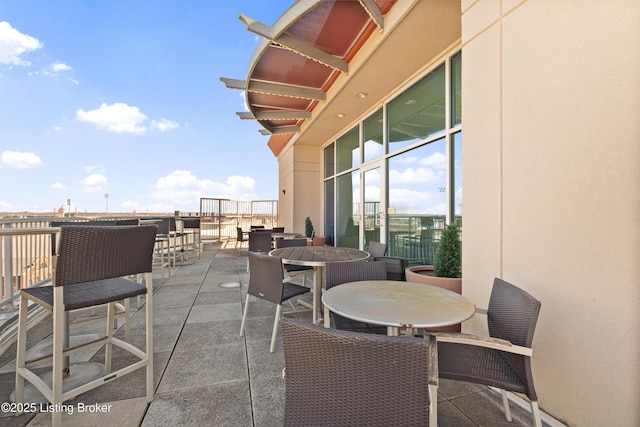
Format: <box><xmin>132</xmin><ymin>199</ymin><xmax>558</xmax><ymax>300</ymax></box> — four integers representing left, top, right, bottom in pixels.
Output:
<box><xmin>76</xmin><ymin>103</ymin><xmax>148</xmax><ymax>134</ymax></box>
<box><xmin>389</xmin><ymin>187</ymin><xmax>443</xmax><ymax>214</ymax></box>
<box><xmin>363</xmin><ymin>140</ymin><xmax>383</xmax><ymax>158</ymax></box>
<box><xmin>151</xmin><ymin>118</ymin><xmax>179</xmax><ymax>132</ymax></box>
<box><xmin>51</xmin><ymin>182</ymin><xmax>66</xmax><ymax>189</ymax></box>
<box><xmin>0</xmin><ymin>200</ymin><xmax>12</xmax><ymax>209</ymax></box>
<box><xmin>419</xmin><ymin>152</ymin><xmax>446</xmax><ymax>169</ymax></box>
<box><xmin>81</xmin><ymin>173</ymin><xmax>107</xmax><ymax>192</ymax></box>
<box><xmin>1</xmin><ymin>151</ymin><xmax>42</xmax><ymax>168</ymax></box>
<box><xmin>0</xmin><ymin>21</ymin><xmax>42</xmax><ymax>66</ymax></box>
<box><xmin>389</xmin><ymin>167</ymin><xmax>444</xmax><ymax>185</ymax></box>
<box><xmin>83</xmin><ymin>164</ymin><xmax>104</xmax><ymax>172</ymax></box>
<box><xmin>151</xmin><ymin>170</ymin><xmax>258</xmax><ymax>207</ymax></box>
<box><xmin>35</xmin><ymin>61</ymin><xmax>73</xmax><ymax>78</ymax></box>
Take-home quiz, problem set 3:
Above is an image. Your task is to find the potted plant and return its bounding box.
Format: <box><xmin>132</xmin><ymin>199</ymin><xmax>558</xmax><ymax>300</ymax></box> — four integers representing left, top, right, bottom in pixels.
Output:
<box><xmin>305</xmin><ymin>217</ymin><xmax>314</xmax><ymax>238</ymax></box>
<box><xmin>305</xmin><ymin>217</ymin><xmax>325</xmax><ymax>246</ymax></box>
<box><xmin>405</xmin><ymin>223</ymin><xmax>462</xmax><ymax>331</ymax></box>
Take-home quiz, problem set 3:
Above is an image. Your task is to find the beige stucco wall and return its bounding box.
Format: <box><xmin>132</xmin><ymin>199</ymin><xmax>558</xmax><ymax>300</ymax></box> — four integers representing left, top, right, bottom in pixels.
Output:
<box><xmin>462</xmin><ymin>1</ymin><xmax>640</xmax><ymax>425</ymax></box>
<box><xmin>278</xmin><ymin>144</ymin><xmax>322</xmax><ymax>235</ymax></box>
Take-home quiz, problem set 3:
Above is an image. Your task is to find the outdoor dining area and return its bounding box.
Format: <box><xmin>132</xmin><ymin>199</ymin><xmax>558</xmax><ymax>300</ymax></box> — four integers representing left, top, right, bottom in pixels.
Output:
<box><xmin>0</xmin><ymin>221</ymin><xmax>546</xmax><ymax>427</ymax></box>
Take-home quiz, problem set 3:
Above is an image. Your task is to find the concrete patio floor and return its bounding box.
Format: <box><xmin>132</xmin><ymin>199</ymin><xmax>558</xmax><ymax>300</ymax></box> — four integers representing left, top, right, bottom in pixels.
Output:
<box><xmin>0</xmin><ymin>242</ymin><xmax>542</xmax><ymax>426</ymax></box>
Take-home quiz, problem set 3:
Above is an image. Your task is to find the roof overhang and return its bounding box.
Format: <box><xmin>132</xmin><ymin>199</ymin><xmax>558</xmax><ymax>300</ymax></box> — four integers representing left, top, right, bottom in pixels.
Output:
<box><xmin>221</xmin><ymin>0</ymin><xmax>461</xmax><ymax>156</ymax></box>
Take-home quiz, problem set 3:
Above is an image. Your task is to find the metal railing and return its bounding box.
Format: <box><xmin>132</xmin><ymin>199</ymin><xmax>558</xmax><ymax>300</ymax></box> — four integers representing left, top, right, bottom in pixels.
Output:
<box><xmin>1</xmin><ymin>219</ymin><xmax>56</xmax><ymax>309</ymax></box>
<box><xmin>199</xmin><ymin>198</ymin><xmax>278</xmax><ymax>240</ymax></box>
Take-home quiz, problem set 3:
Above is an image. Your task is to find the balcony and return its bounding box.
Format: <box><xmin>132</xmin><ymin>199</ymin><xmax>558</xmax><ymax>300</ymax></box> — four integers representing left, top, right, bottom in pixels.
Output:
<box><xmin>0</xmin><ymin>238</ymin><xmax>543</xmax><ymax>426</ymax></box>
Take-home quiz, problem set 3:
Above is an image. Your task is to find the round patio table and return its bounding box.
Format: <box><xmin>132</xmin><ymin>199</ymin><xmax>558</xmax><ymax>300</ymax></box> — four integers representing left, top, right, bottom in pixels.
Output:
<box><xmin>322</xmin><ymin>280</ymin><xmax>476</xmax><ymax>335</ymax></box>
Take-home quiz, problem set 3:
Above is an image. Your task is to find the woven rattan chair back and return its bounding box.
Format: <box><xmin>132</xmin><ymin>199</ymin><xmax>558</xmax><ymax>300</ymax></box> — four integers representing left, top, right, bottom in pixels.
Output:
<box><xmin>247</xmin><ymin>251</ymin><xmax>285</xmax><ymax>304</ymax></box>
<box><xmin>373</xmin><ymin>256</ymin><xmax>408</xmax><ymax>281</ymax></box>
<box><xmin>487</xmin><ymin>277</ymin><xmax>541</xmax><ymax>399</ymax></box>
<box><xmin>54</xmin><ymin>225</ymin><xmax>156</xmax><ymax>287</ymax></box>
<box><xmin>248</xmin><ymin>230</ymin><xmax>272</xmax><ymax>253</ymax></box>
<box><xmin>367</xmin><ymin>241</ymin><xmax>387</xmax><ymax>257</ymax></box>
<box><xmin>324</xmin><ymin>260</ymin><xmax>387</xmax><ymax>290</ymax></box>
<box><xmin>274</xmin><ymin>238</ymin><xmax>307</xmax><ymax>249</ymax></box>
<box><xmin>324</xmin><ymin>261</ymin><xmax>388</xmax><ymax>333</ymax></box>
<box><xmin>281</xmin><ymin>317</ymin><xmax>435</xmax><ymax>427</ymax></box>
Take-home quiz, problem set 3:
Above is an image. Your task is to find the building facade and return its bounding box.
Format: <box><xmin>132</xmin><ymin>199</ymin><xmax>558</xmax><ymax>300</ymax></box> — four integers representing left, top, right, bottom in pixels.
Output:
<box><xmin>225</xmin><ymin>1</ymin><xmax>640</xmax><ymax>425</ymax></box>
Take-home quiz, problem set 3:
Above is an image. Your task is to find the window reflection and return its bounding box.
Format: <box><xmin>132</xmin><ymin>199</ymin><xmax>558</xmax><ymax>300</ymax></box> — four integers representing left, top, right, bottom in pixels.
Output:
<box><xmin>336</xmin><ymin>126</ymin><xmax>359</xmax><ymax>173</ymax></box>
<box><xmin>387</xmin><ymin>139</ymin><xmax>446</xmax><ymax>262</ymax></box>
<box><xmin>388</xmin><ymin>65</ymin><xmax>445</xmax><ymax>153</ymax></box>
<box><xmin>324</xmin><ymin>143</ymin><xmax>334</xmax><ymax>178</ymax></box>
<box><xmin>363</xmin><ymin>109</ymin><xmax>383</xmax><ymax>162</ymax></box>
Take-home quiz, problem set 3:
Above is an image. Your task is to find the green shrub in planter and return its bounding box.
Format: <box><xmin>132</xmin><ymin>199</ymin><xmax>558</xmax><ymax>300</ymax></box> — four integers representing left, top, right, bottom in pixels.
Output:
<box><xmin>304</xmin><ymin>217</ymin><xmax>314</xmax><ymax>238</ymax></box>
<box><xmin>434</xmin><ymin>224</ymin><xmax>461</xmax><ymax>278</ymax></box>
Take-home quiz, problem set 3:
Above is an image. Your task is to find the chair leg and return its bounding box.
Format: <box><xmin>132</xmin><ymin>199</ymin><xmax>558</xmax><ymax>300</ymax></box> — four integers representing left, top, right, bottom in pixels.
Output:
<box><xmin>240</xmin><ymin>293</ymin><xmax>251</xmax><ymax>337</ymax></box>
<box><xmin>429</xmin><ymin>384</ymin><xmax>438</xmax><ymax>427</ymax></box>
<box><xmin>14</xmin><ymin>295</ymin><xmax>28</xmax><ymax>410</ymax></box>
<box><xmin>501</xmin><ymin>389</ymin><xmax>512</xmax><ymax>421</ymax></box>
<box><xmin>52</xmin><ymin>289</ymin><xmax>65</xmax><ymax>427</ymax></box>
<box><xmin>270</xmin><ymin>304</ymin><xmax>283</xmax><ymax>353</ymax></box>
<box><xmin>105</xmin><ymin>302</ymin><xmax>115</xmax><ymax>374</ymax></box>
<box><xmin>123</xmin><ymin>298</ymin><xmax>131</xmax><ymax>342</ymax></box>
<box><xmin>145</xmin><ymin>272</ymin><xmax>154</xmax><ymax>402</ymax></box>
<box><xmin>531</xmin><ymin>401</ymin><xmax>543</xmax><ymax>427</ymax></box>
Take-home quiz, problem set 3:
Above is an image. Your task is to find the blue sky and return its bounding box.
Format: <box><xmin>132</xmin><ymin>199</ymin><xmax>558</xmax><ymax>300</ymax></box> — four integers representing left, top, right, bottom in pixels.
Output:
<box><xmin>0</xmin><ymin>0</ymin><xmax>293</xmax><ymax>214</ymax></box>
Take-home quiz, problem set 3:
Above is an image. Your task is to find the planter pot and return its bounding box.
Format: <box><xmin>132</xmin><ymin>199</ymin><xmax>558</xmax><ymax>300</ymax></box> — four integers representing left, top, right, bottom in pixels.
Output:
<box><xmin>306</xmin><ymin>236</ymin><xmax>326</xmax><ymax>246</ymax></box>
<box><xmin>405</xmin><ymin>265</ymin><xmax>462</xmax><ymax>332</ymax></box>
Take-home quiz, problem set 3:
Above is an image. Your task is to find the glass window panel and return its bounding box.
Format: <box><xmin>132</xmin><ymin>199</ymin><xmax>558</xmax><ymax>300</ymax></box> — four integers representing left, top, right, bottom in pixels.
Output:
<box><xmin>336</xmin><ymin>171</ymin><xmax>359</xmax><ymax>248</ymax></box>
<box><xmin>451</xmin><ymin>52</ymin><xmax>462</xmax><ymax>127</ymax></box>
<box><xmin>387</xmin><ymin>139</ymin><xmax>446</xmax><ymax>262</ymax></box>
<box><xmin>324</xmin><ymin>178</ymin><xmax>335</xmax><ymax>245</ymax></box>
<box><xmin>388</xmin><ymin>65</ymin><xmax>445</xmax><ymax>153</ymax></box>
<box><xmin>454</xmin><ymin>132</ymin><xmax>462</xmax><ymax>221</ymax></box>
<box><xmin>363</xmin><ymin>109</ymin><xmax>383</xmax><ymax>163</ymax></box>
<box><xmin>363</xmin><ymin>167</ymin><xmax>381</xmax><ymax>250</ymax></box>
<box><xmin>324</xmin><ymin>143</ymin><xmax>334</xmax><ymax>178</ymax></box>
<box><xmin>336</xmin><ymin>126</ymin><xmax>359</xmax><ymax>173</ymax></box>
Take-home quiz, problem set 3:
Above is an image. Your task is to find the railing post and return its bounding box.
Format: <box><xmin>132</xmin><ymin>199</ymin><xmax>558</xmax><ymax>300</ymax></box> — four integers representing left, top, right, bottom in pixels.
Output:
<box><xmin>1</xmin><ymin>223</ymin><xmax>14</xmax><ymax>303</ymax></box>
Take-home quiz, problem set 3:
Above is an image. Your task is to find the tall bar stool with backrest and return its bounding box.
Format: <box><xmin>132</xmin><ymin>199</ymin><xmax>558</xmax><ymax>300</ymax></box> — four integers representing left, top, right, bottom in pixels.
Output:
<box><xmin>14</xmin><ymin>225</ymin><xmax>157</xmax><ymax>427</ymax></box>
<box><xmin>182</xmin><ymin>217</ymin><xmax>201</xmax><ymax>259</ymax></box>
<box><xmin>49</xmin><ymin>220</ymin><xmax>137</xmax><ymax>341</ymax></box>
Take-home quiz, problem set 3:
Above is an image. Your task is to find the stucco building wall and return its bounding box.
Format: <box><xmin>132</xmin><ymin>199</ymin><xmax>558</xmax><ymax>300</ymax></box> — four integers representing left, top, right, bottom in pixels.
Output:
<box><xmin>462</xmin><ymin>1</ymin><xmax>640</xmax><ymax>425</ymax></box>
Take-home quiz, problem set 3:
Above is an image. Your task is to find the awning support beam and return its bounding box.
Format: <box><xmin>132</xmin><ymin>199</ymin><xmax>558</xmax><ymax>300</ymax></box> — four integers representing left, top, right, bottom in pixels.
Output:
<box><xmin>239</xmin><ymin>13</ymin><xmax>348</xmax><ymax>73</ymax></box>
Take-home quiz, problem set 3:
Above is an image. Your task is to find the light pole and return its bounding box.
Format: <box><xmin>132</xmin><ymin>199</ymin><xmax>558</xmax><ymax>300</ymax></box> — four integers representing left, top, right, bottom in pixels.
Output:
<box><xmin>104</xmin><ymin>193</ymin><xmax>109</xmax><ymax>214</ymax></box>
<box><xmin>66</xmin><ymin>199</ymin><xmax>71</xmax><ymax>217</ymax></box>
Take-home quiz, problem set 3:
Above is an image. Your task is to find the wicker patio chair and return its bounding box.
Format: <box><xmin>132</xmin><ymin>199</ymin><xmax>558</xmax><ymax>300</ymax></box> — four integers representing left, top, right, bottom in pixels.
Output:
<box><xmin>240</xmin><ymin>252</ymin><xmax>310</xmax><ymax>353</ymax></box>
<box><xmin>274</xmin><ymin>238</ymin><xmax>314</xmax><ymax>286</ymax></box>
<box><xmin>367</xmin><ymin>240</ymin><xmax>387</xmax><ymax>257</ymax></box>
<box><xmin>281</xmin><ymin>317</ymin><xmax>439</xmax><ymax>427</ymax></box>
<box><xmin>14</xmin><ymin>225</ymin><xmax>157</xmax><ymax>427</ymax></box>
<box><xmin>181</xmin><ymin>217</ymin><xmax>201</xmax><ymax>259</ymax></box>
<box><xmin>324</xmin><ymin>260</ymin><xmax>388</xmax><ymax>334</ymax></box>
<box><xmin>236</xmin><ymin>226</ymin><xmax>248</xmax><ymax>249</ymax></box>
<box><xmin>436</xmin><ymin>277</ymin><xmax>542</xmax><ymax>427</ymax></box>
<box><xmin>373</xmin><ymin>256</ymin><xmax>408</xmax><ymax>281</ymax></box>
<box><xmin>246</xmin><ymin>230</ymin><xmax>274</xmax><ymax>272</ymax></box>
